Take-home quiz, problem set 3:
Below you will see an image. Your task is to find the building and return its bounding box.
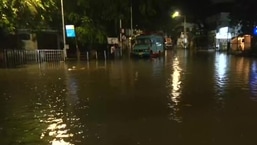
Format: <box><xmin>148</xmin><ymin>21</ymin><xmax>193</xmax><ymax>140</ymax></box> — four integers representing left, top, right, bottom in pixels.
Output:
<box><xmin>206</xmin><ymin>12</ymin><xmax>232</xmax><ymax>51</ymax></box>
<box><xmin>205</xmin><ymin>11</ymin><xmax>252</xmax><ymax>53</ymax></box>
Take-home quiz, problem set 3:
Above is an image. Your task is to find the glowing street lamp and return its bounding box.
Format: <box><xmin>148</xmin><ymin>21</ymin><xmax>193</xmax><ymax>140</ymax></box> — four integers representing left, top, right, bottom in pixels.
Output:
<box><xmin>172</xmin><ymin>11</ymin><xmax>180</xmax><ymax>18</ymax></box>
<box><xmin>172</xmin><ymin>11</ymin><xmax>187</xmax><ymax>48</ymax></box>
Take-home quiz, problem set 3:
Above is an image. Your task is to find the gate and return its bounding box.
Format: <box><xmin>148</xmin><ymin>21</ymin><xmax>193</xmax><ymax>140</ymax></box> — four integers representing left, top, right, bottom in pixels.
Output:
<box><xmin>0</xmin><ymin>49</ymin><xmax>64</xmax><ymax>67</ymax></box>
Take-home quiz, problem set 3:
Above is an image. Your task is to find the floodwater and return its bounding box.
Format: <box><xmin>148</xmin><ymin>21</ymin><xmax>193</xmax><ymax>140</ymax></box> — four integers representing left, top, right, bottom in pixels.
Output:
<box><xmin>0</xmin><ymin>49</ymin><xmax>257</xmax><ymax>145</ymax></box>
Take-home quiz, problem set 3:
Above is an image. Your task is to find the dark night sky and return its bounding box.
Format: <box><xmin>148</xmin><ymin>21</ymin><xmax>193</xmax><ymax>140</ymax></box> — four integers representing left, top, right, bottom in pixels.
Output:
<box><xmin>173</xmin><ymin>0</ymin><xmax>212</xmax><ymax>19</ymax></box>
<box><xmin>211</xmin><ymin>0</ymin><xmax>234</xmax><ymax>3</ymax></box>
<box><xmin>131</xmin><ymin>0</ymin><xmax>238</xmax><ymax>30</ymax></box>
<box><xmin>174</xmin><ymin>0</ymin><xmax>235</xmax><ymax>19</ymax></box>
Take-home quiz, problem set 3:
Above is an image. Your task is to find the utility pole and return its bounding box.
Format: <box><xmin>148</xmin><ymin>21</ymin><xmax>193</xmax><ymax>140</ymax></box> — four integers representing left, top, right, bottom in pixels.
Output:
<box><xmin>130</xmin><ymin>2</ymin><xmax>133</xmax><ymax>36</ymax></box>
<box><xmin>183</xmin><ymin>15</ymin><xmax>187</xmax><ymax>48</ymax></box>
<box><xmin>172</xmin><ymin>11</ymin><xmax>187</xmax><ymax>48</ymax></box>
<box><xmin>61</xmin><ymin>0</ymin><xmax>67</xmax><ymax>60</ymax></box>
<box><xmin>119</xmin><ymin>19</ymin><xmax>122</xmax><ymax>56</ymax></box>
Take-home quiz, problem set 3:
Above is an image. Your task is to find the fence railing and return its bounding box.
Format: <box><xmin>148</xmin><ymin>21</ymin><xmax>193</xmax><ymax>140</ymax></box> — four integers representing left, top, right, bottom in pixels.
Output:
<box><xmin>0</xmin><ymin>49</ymin><xmax>64</xmax><ymax>67</ymax></box>
<box><xmin>0</xmin><ymin>48</ymin><xmax>126</xmax><ymax>67</ymax></box>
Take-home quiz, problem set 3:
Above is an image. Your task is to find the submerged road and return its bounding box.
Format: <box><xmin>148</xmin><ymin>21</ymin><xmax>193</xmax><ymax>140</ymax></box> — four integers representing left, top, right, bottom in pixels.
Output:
<box><xmin>0</xmin><ymin>49</ymin><xmax>257</xmax><ymax>145</ymax></box>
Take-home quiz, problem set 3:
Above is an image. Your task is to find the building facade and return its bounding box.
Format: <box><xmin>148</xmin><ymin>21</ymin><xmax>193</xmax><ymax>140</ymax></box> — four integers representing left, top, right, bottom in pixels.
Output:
<box><xmin>205</xmin><ymin>12</ymin><xmax>252</xmax><ymax>52</ymax></box>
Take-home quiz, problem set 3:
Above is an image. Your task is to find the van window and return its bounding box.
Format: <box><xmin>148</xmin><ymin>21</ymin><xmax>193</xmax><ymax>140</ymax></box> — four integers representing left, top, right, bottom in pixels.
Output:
<box><xmin>135</xmin><ymin>38</ymin><xmax>151</xmax><ymax>45</ymax></box>
<box><xmin>157</xmin><ymin>38</ymin><xmax>163</xmax><ymax>43</ymax></box>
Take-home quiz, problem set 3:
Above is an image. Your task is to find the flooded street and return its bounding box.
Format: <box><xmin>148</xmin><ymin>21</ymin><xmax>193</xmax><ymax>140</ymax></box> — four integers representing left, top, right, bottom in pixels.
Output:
<box><xmin>0</xmin><ymin>49</ymin><xmax>257</xmax><ymax>145</ymax></box>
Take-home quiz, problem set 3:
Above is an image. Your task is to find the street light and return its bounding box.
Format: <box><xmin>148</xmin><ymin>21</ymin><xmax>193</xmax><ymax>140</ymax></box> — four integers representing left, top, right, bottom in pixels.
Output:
<box><xmin>172</xmin><ymin>11</ymin><xmax>187</xmax><ymax>48</ymax></box>
<box><xmin>61</xmin><ymin>0</ymin><xmax>67</xmax><ymax>59</ymax></box>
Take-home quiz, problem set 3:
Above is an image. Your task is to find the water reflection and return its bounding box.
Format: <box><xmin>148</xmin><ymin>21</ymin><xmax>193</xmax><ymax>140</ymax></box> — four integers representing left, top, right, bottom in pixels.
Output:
<box><xmin>214</xmin><ymin>53</ymin><xmax>231</xmax><ymax>111</ymax></box>
<box><xmin>3</xmin><ymin>52</ymin><xmax>257</xmax><ymax>145</ymax></box>
<box><xmin>40</xmin><ymin>118</ymin><xmax>74</xmax><ymax>145</ymax></box>
<box><xmin>235</xmin><ymin>57</ymin><xmax>251</xmax><ymax>85</ymax></box>
<box><xmin>167</xmin><ymin>56</ymin><xmax>183</xmax><ymax>123</ymax></box>
<box><xmin>35</xmin><ymin>85</ymin><xmax>75</xmax><ymax>145</ymax></box>
<box><xmin>215</xmin><ymin>53</ymin><xmax>228</xmax><ymax>96</ymax></box>
<box><xmin>152</xmin><ymin>57</ymin><xmax>164</xmax><ymax>78</ymax></box>
<box><xmin>32</xmin><ymin>63</ymin><xmax>83</xmax><ymax>145</ymax></box>
<box><xmin>250</xmin><ymin>60</ymin><xmax>257</xmax><ymax>100</ymax></box>
<box><xmin>65</xmin><ymin>62</ymin><xmax>80</xmax><ymax>106</ymax></box>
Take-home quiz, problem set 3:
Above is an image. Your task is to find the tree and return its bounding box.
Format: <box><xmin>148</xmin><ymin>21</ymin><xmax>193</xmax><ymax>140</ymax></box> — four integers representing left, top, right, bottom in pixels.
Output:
<box><xmin>0</xmin><ymin>0</ymin><xmax>218</xmax><ymax>52</ymax></box>
<box><xmin>72</xmin><ymin>15</ymin><xmax>107</xmax><ymax>46</ymax></box>
<box><xmin>132</xmin><ymin>0</ymin><xmax>175</xmax><ymax>31</ymax></box>
<box><xmin>0</xmin><ymin>0</ymin><xmax>58</xmax><ymax>33</ymax></box>
<box><xmin>229</xmin><ymin>0</ymin><xmax>257</xmax><ymax>35</ymax></box>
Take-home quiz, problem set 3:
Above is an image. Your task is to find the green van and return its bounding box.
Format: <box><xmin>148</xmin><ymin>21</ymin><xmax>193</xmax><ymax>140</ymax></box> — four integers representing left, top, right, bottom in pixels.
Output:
<box><xmin>131</xmin><ymin>34</ymin><xmax>165</xmax><ymax>57</ymax></box>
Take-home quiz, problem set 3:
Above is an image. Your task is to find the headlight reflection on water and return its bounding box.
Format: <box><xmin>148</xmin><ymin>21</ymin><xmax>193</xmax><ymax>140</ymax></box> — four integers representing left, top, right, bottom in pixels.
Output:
<box><xmin>167</xmin><ymin>57</ymin><xmax>183</xmax><ymax>123</ymax></box>
<box><xmin>40</xmin><ymin>118</ymin><xmax>74</xmax><ymax>145</ymax></box>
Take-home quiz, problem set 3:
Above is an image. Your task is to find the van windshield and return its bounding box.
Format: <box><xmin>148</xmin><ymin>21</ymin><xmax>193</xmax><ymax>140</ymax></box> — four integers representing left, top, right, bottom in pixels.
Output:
<box><xmin>135</xmin><ymin>38</ymin><xmax>151</xmax><ymax>45</ymax></box>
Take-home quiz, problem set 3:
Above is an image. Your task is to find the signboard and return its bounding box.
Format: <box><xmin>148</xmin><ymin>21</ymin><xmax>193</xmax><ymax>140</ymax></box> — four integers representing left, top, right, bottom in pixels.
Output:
<box><xmin>216</xmin><ymin>27</ymin><xmax>232</xmax><ymax>39</ymax></box>
<box><xmin>65</xmin><ymin>25</ymin><xmax>76</xmax><ymax>38</ymax></box>
<box><xmin>107</xmin><ymin>37</ymin><xmax>119</xmax><ymax>44</ymax></box>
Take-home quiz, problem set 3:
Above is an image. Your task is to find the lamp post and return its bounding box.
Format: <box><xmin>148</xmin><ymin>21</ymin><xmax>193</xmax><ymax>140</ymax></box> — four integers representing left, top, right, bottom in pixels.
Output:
<box><xmin>129</xmin><ymin>0</ymin><xmax>133</xmax><ymax>36</ymax></box>
<box><xmin>183</xmin><ymin>16</ymin><xmax>187</xmax><ymax>47</ymax></box>
<box><xmin>61</xmin><ymin>0</ymin><xmax>67</xmax><ymax>59</ymax></box>
<box><xmin>172</xmin><ymin>11</ymin><xmax>187</xmax><ymax>48</ymax></box>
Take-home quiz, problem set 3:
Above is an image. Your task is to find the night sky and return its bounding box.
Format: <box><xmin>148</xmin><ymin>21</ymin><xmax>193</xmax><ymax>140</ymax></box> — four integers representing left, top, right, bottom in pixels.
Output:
<box><xmin>211</xmin><ymin>0</ymin><xmax>234</xmax><ymax>3</ymax></box>
<box><xmin>131</xmin><ymin>0</ymin><xmax>239</xmax><ymax>30</ymax></box>
<box><xmin>174</xmin><ymin>0</ymin><xmax>235</xmax><ymax>19</ymax></box>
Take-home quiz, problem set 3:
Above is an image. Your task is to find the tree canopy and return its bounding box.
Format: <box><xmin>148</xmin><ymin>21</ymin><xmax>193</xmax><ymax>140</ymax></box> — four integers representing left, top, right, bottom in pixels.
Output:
<box><xmin>229</xmin><ymin>0</ymin><xmax>257</xmax><ymax>35</ymax></box>
<box><xmin>0</xmin><ymin>0</ymin><xmax>218</xmax><ymax>47</ymax></box>
<box><xmin>0</xmin><ymin>0</ymin><xmax>58</xmax><ymax>33</ymax></box>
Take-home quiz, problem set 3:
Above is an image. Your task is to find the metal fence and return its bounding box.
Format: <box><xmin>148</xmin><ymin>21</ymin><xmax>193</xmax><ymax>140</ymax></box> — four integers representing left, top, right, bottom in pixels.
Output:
<box><xmin>0</xmin><ymin>49</ymin><xmax>64</xmax><ymax>67</ymax></box>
